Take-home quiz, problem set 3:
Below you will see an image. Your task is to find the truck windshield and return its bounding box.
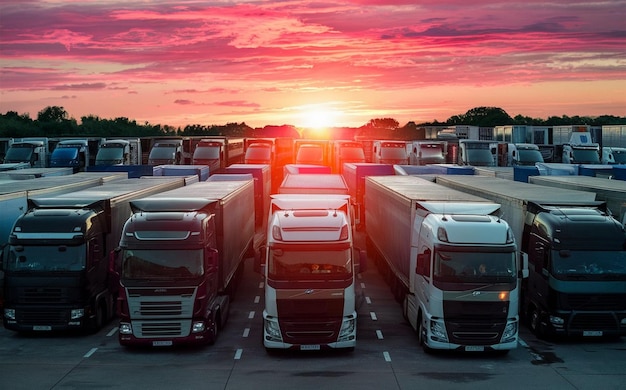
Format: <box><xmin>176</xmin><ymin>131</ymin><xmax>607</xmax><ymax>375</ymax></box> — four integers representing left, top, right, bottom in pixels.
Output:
<box><xmin>193</xmin><ymin>147</ymin><xmax>220</xmax><ymax>159</ymax></box>
<box><xmin>434</xmin><ymin>250</ymin><xmax>516</xmax><ymax>282</ymax></box>
<box><xmin>517</xmin><ymin>149</ymin><xmax>543</xmax><ymax>165</ymax></box>
<box><xmin>380</xmin><ymin>148</ymin><xmax>407</xmax><ymax>160</ymax></box>
<box><xmin>122</xmin><ymin>249</ymin><xmax>204</xmax><ymax>279</ymax></box>
<box><xmin>466</xmin><ymin>150</ymin><xmax>495</xmax><ymax>166</ymax></box>
<box><xmin>51</xmin><ymin>148</ymin><xmax>78</xmax><ymax>160</ymax></box>
<box><xmin>572</xmin><ymin>149</ymin><xmax>600</xmax><ymax>164</ymax></box>
<box><xmin>339</xmin><ymin>147</ymin><xmax>365</xmax><ymax>160</ymax></box>
<box><xmin>551</xmin><ymin>249</ymin><xmax>626</xmax><ymax>280</ymax></box>
<box><xmin>4</xmin><ymin>146</ymin><xmax>33</xmax><ymax>162</ymax></box>
<box><xmin>5</xmin><ymin>245</ymin><xmax>85</xmax><ymax>271</ymax></box>
<box><xmin>149</xmin><ymin>148</ymin><xmax>175</xmax><ymax>159</ymax></box>
<box><xmin>268</xmin><ymin>247</ymin><xmax>352</xmax><ymax>280</ymax></box>
<box><xmin>96</xmin><ymin>147</ymin><xmax>123</xmax><ymax>164</ymax></box>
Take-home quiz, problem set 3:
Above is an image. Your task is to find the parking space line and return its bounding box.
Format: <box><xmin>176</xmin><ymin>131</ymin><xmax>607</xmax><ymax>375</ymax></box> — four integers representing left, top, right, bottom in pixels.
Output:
<box><xmin>234</xmin><ymin>349</ymin><xmax>243</xmax><ymax>360</ymax></box>
<box><xmin>254</xmin><ymin>295</ymin><xmax>260</xmax><ymax>303</ymax></box>
<box><xmin>365</xmin><ymin>296</ymin><xmax>372</xmax><ymax>304</ymax></box>
<box><xmin>248</xmin><ymin>311</ymin><xmax>255</xmax><ymax>319</ymax></box>
<box><xmin>243</xmin><ymin>328</ymin><xmax>250</xmax><ymax>338</ymax></box>
<box><xmin>258</xmin><ymin>282</ymin><xmax>264</xmax><ymax>289</ymax></box>
<box><xmin>84</xmin><ymin>348</ymin><xmax>98</xmax><ymax>358</ymax></box>
<box><xmin>376</xmin><ymin>330</ymin><xmax>384</xmax><ymax>339</ymax></box>
<box><xmin>106</xmin><ymin>327</ymin><xmax>118</xmax><ymax>337</ymax></box>
<box><xmin>383</xmin><ymin>351</ymin><xmax>391</xmax><ymax>362</ymax></box>
<box><xmin>370</xmin><ymin>312</ymin><xmax>378</xmax><ymax>321</ymax></box>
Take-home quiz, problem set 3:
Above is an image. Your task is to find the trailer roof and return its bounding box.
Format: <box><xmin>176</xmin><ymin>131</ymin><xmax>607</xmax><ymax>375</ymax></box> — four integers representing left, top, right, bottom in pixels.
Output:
<box><xmin>279</xmin><ymin>173</ymin><xmax>348</xmax><ymax>192</ymax></box>
<box><xmin>529</xmin><ymin>175</ymin><xmax>626</xmax><ymax>193</ymax></box>
<box><xmin>0</xmin><ymin>172</ymin><xmax>126</xmax><ymax>196</ymax></box>
<box><xmin>435</xmin><ymin>175</ymin><xmax>597</xmax><ymax>203</ymax></box>
<box><xmin>29</xmin><ymin>177</ymin><xmax>185</xmax><ymax>207</ymax></box>
<box><xmin>146</xmin><ymin>179</ymin><xmax>253</xmax><ymax>200</ymax></box>
<box><xmin>366</xmin><ymin>175</ymin><xmax>492</xmax><ymax>203</ymax></box>
<box><xmin>270</xmin><ymin>194</ymin><xmax>350</xmax><ymax>210</ymax></box>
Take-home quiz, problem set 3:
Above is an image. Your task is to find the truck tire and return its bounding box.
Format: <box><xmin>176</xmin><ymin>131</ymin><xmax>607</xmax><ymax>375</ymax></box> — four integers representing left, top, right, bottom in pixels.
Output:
<box><xmin>529</xmin><ymin>306</ymin><xmax>545</xmax><ymax>339</ymax></box>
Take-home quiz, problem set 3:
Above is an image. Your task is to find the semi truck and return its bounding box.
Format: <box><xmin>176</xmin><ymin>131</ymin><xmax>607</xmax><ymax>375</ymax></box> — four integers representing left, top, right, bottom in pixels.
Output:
<box><xmin>458</xmin><ymin>140</ymin><xmax>496</xmax><ymax>166</ymax></box>
<box><xmin>148</xmin><ymin>139</ymin><xmax>184</xmax><ymax>166</ymax></box>
<box><xmin>113</xmin><ymin>179</ymin><xmax>255</xmax><ymax>347</ymax></box>
<box><xmin>372</xmin><ymin>140</ymin><xmax>409</xmax><ymax>165</ymax></box>
<box><xmin>191</xmin><ymin>137</ymin><xmax>245</xmax><ymax>172</ymax></box>
<box><xmin>49</xmin><ymin>139</ymin><xmax>90</xmax><ymax>173</ymax></box>
<box><xmin>435</xmin><ymin>175</ymin><xmax>626</xmax><ymax>339</ymax></box>
<box><xmin>1</xmin><ymin>177</ymin><xmax>186</xmax><ymax>333</ymax></box>
<box><xmin>364</xmin><ymin>175</ymin><xmax>519</xmax><ymax>353</ymax></box>
<box><xmin>260</xmin><ymin>193</ymin><xmax>366</xmax><ymax>351</ymax></box>
<box><xmin>330</xmin><ymin>140</ymin><xmax>366</xmax><ymax>174</ymax></box>
<box><xmin>407</xmin><ymin>141</ymin><xmax>447</xmax><ymax>166</ymax></box>
<box><xmin>3</xmin><ymin>138</ymin><xmax>49</xmax><ymax>168</ymax></box>
<box><xmin>95</xmin><ymin>139</ymin><xmax>142</xmax><ymax>166</ymax></box>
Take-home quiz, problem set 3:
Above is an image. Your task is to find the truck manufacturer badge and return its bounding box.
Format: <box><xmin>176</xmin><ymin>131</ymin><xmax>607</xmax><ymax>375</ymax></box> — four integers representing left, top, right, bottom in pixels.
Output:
<box><xmin>304</xmin><ymin>289</ymin><xmax>314</xmax><ymax>294</ymax></box>
<box><xmin>472</xmin><ymin>291</ymin><xmax>481</xmax><ymax>296</ymax></box>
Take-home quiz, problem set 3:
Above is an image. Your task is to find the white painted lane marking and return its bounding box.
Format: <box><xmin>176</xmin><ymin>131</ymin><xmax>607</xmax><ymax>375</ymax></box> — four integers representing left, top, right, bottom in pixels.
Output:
<box><xmin>258</xmin><ymin>282</ymin><xmax>264</xmax><ymax>289</ymax></box>
<box><xmin>234</xmin><ymin>349</ymin><xmax>243</xmax><ymax>360</ymax></box>
<box><xmin>248</xmin><ymin>311</ymin><xmax>255</xmax><ymax>319</ymax></box>
<box><xmin>376</xmin><ymin>330</ymin><xmax>384</xmax><ymax>339</ymax></box>
<box><xmin>360</xmin><ymin>282</ymin><xmax>366</xmax><ymax>289</ymax></box>
<box><xmin>243</xmin><ymin>328</ymin><xmax>250</xmax><ymax>338</ymax></box>
<box><xmin>254</xmin><ymin>295</ymin><xmax>260</xmax><ymax>304</ymax></box>
<box><xmin>84</xmin><ymin>348</ymin><xmax>98</xmax><ymax>358</ymax></box>
<box><xmin>370</xmin><ymin>312</ymin><xmax>378</xmax><ymax>321</ymax></box>
<box><xmin>383</xmin><ymin>351</ymin><xmax>391</xmax><ymax>362</ymax></box>
<box><xmin>106</xmin><ymin>327</ymin><xmax>118</xmax><ymax>337</ymax></box>
<box><xmin>365</xmin><ymin>296</ymin><xmax>372</xmax><ymax>304</ymax></box>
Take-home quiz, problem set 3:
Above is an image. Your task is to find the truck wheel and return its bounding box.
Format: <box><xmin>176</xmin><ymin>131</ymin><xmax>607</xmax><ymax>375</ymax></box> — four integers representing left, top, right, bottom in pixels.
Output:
<box><xmin>417</xmin><ymin>313</ymin><xmax>432</xmax><ymax>354</ymax></box>
<box><xmin>209</xmin><ymin>312</ymin><xmax>220</xmax><ymax>345</ymax></box>
<box><xmin>529</xmin><ymin>307</ymin><xmax>544</xmax><ymax>339</ymax></box>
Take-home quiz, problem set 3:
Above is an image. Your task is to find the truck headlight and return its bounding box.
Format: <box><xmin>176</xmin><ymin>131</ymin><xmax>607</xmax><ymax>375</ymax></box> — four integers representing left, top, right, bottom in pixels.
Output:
<box><xmin>4</xmin><ymin>309</ymin><xmax>16</xmax><ymax>320</ymax></box>
<box><xmin>119</xmin><ymin>323</ymin><xmax>133</xmax><ymax>335</ymax></box>
<box><xmin>430</xmin><ymin>320</ymin><xmax>448</xmax><ymax>342</ymax></box>
<box><xmin>264</xmin><ymin>318</ymin><xmax>282</xmax><ymax>341</ymax></box>
<box><xmin>501</xmin><ymin>322</ymin><xmax>518</xmax><ymax>343</ymax></box>
<box><xmin>70</xmin><ymin>309</ymin><xmax>84</xmax><ymax>320</ymax></box>
<box><xmin>338</xmin><ymin>317</ymin><xmax>356</xmax><ymax>340</ymax></box>
<box><xmin>549</xmin><ymin>315</ymin><xmax>564</xmax><ymax>328</ymax></box>
<box><xmin>192</xmin><ymin>321</ymin><xmax>205</xmax><ymax>333</ymax></box>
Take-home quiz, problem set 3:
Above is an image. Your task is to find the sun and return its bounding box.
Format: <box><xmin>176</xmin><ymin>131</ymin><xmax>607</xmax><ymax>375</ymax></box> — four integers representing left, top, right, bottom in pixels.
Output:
<box><xmin>300</xmin><ymin>108</ymin><xmax>337</xmax><ymax>130</ymax></box>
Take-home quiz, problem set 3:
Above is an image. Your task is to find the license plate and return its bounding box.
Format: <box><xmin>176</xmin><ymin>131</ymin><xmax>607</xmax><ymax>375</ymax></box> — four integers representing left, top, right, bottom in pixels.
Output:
<box><xmin>33</xmin><ymin>326</ymin><xmax>51</xmax><ymax>331</ymax></box>
<box><xmin>465</xmin><ymin>346</ymin><xmax>485</xmax><ymax>352</ymax></box>
<box><xmin>300</xmin><ymin>344</ymin><xmax>320</xmax><ymax>351</ymax></box>
<box><xmin>153</xmin><ymin>340</ymin><xmax>173</xmax><ymax>346</ymax></box>
<box><xmin>583</xmin><ymin>331</ymin><xmax>603</xmax><ymax>337</ymax></box>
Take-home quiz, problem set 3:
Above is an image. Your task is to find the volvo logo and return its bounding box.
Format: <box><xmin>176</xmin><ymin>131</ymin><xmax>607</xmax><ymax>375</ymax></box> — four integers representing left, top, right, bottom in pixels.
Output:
<box><xmin>472</xmin><ymin>291</ymin><xmax>481</xmax><ymax>296</ymax></box>
<box><xmin>155</xmin><ymin>288</ymin><xmax>167</xmax><ymax>293</ymax></box>
<box><xmin>304</xmin><ymin>289</ymin><xmax>314</xmax><ymax>294</ymax></box>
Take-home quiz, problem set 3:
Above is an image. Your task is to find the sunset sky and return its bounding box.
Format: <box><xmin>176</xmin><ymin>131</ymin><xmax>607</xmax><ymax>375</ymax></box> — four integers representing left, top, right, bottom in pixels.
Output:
<box><xmin>1</xmin><ymin>1</ymin><xmax>625</xmax><ymax>129</ymax></box>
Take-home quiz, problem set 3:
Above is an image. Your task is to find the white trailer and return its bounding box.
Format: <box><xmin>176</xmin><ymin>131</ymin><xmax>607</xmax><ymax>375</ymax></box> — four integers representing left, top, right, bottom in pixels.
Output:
<box><xmin>365</xmin><ymin>175</ymin><xmax>519</xmax><ymax>353</ymax></box>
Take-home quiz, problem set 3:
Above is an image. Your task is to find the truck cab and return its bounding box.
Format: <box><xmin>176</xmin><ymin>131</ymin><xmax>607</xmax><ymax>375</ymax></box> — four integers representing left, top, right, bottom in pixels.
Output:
<box><xmin>3</xmin><ymin>138</ymin><xmax>49</xmax><ymax>168</ymax></box>
<box><xmin>50</xmin><ymin>139</ymin><xmax>89</xmax><ymax>172</ymax></box>
<box><xmin>507</xmin><ymin>143</ymin><xmax>544</xmax><ymax>166</ymax></box>
<box><xmin>373</xmin><ymin>140</ymin><xmax>408</xmax><ymax>165</ymax></box>
<box><xmin>148</xmin><ymin>140</ymin><xmax>183</xmax><ymax>166</ymax></box>
<box><xmin>408</xmin><ymin>141</ymin><xmax>446</xmax><ymax>166</ymax></box>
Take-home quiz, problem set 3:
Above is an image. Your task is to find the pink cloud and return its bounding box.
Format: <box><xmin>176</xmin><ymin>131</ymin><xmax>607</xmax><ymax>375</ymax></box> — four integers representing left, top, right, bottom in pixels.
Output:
<box><xmin>0</xmin><ymin>0</ymin><xmax>624</xmax><ymax>127</ymax></box>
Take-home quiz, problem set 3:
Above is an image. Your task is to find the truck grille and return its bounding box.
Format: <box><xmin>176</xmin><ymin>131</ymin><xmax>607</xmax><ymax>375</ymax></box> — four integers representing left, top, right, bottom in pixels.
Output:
<box><xmin>281</xmin><ymin>320</ymin><xmax>340</xmax><ymax>344</ymax></box>
<box><xmin>18</xmin><ymin>309</ymin><xmax>68</xmax><ymax>325</ymax></box>
<box><xmin>125</xmin><ymin>287</ymin><xmax>196</xmax><ymax>339</ymax></box>
<box><xmin>138</xmin><ymin>320</ymin><xmax>191</xmax><ymax>337</ymax></box>
<box><xmin>443</xmin><ymin>301</ymin><xmax>508</xmax><ymax>345</ymax></box>
<box><xmin>570</xmin><ymin>313</ymin><xmax>619</xmax><ymax>331</ymax></box>
<box><xmin>19</xmin><ymin>288</ymin><xmax>65</xmax><ymax>304</ymax></box>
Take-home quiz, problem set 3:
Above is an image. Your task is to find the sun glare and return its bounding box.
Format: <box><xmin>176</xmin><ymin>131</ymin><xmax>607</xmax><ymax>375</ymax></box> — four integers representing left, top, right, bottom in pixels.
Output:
<box><xmin>301</xmin><ymin>108</ymin><xmax>337</xmax><ymax>129</ymax></box>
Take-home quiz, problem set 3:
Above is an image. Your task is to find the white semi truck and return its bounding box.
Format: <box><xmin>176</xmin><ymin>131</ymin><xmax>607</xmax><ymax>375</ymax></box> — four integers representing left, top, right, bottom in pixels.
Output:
<box><xmin>260</xmin><ymin>193</ymin><xmax>366</xmax><ymax>351</ymax></box>
<box><xmin>364</xmin><ymin>175</ymin><xmax>520</xmax><ymax>353</ymax></box>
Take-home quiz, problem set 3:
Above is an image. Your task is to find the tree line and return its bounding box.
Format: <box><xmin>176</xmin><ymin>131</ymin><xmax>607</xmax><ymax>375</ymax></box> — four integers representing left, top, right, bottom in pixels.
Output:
<box><xmin>1</xmin><ymin>106</ymin><xmax>624</xmax><ymax>140</ymax></box>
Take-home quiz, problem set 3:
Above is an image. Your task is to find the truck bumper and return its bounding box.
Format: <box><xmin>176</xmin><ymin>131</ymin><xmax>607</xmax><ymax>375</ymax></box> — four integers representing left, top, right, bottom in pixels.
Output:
<box><xmin>118</xmin><ymin>319</ymin><xmax>215</xmax><ymax>347</ymax></box>
<box><xmin>3</xmin><ymin>306</ymin><xmax>91</xmax><ymax>332</ymax></box>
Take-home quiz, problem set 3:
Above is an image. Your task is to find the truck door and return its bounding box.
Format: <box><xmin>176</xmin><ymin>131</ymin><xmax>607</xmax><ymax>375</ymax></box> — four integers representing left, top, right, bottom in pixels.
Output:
<box><xmin>527</xmin><ymin>235</ymin><xmax>550</xmax><ymax>310</ymax></box>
